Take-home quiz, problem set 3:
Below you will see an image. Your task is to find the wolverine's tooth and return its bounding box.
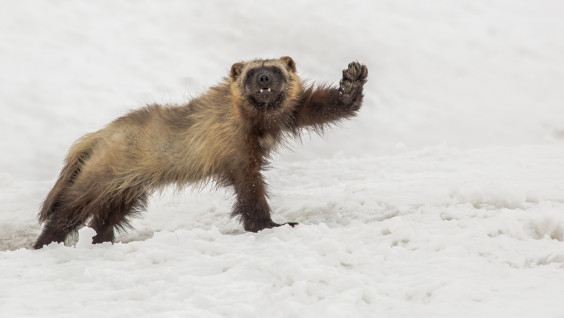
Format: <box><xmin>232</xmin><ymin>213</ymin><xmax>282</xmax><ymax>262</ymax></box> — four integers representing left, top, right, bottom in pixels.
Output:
<box><xmin>260</xmin><ymin>89</ymin><xmax>264</xmax><ymax>93</ymax></box>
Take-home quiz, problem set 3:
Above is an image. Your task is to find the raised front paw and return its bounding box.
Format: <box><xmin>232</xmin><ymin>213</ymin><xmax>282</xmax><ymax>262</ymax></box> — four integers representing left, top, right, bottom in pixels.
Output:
<box><xmin>339</xmin><ymin>61</ymin><xmax>368</xmax><ymax>106</ymax></box>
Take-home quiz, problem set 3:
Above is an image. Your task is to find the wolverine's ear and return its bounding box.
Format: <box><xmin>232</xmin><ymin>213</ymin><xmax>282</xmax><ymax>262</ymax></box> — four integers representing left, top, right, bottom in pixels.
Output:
<box><xmin>230</xmin><ymin>62</ymin><xmax>245</xmax><ymax>80</ymax></box>
<box><xmin>280</xmin><ymin>56</ymin><xmax>296</xmax><ymax>73</ymax></box>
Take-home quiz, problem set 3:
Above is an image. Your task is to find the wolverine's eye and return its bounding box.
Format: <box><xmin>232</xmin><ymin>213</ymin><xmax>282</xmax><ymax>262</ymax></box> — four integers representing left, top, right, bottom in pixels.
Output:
<box><xmin>245</xmin><ymin>70</ymin><xmax>256</xmax><ymax>83</ymax></box>
<box><xmin>272</xmin><ymin>68</ymin><xmax>281</xmax><ymax>75</ymax></box>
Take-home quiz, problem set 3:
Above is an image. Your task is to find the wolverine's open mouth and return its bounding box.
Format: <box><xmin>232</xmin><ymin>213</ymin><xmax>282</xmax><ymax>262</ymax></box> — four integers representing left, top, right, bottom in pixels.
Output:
<box><xmin>249</xmin><ymin>91</ymin><xmax>285</xmax><ymax>109</ymax></box>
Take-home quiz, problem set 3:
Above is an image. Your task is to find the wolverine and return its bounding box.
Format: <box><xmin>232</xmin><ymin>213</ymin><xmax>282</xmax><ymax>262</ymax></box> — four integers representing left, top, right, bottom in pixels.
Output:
<box><xmin>33</xmin><ymin>57</ymin><xmax>368</xmax><ymax>249</ymax></box>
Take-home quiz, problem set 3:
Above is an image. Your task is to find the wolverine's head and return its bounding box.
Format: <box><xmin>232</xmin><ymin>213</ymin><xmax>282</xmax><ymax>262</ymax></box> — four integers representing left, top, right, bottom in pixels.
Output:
<box><xmin>230</xmin><ymin>56</ymin><xmax>298</xmax><ymax>110</ymax></box>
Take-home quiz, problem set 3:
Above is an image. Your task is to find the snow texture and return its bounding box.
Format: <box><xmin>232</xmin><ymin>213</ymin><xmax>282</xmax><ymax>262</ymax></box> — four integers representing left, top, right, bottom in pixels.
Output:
<box><xmin>1</xmin><ymin>0</ymin><xmax>564</xmax><ymax>317</ymax></box>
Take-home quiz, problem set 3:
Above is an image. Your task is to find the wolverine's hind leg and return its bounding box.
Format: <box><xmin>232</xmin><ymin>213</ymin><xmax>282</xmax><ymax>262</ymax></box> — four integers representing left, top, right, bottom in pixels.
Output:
<box><xmin>89</xmin><ymin>187</ymin><xmax>148</xmax><ymax>244</ymax></box>
<box><xmin>33</xmin><ymin>203</ymin><xmax>90</xmax><ymax>249</ymax></box>
<box><xmin>34</xmin><ymin>220</ymin><xmax>74</xmax><ymax>249</ymax></box>
<box><xmin>33</xmin><ymin>173</ymin><xmax>124</xmax><ymax>248</ymax></box>
<box><xmin>89</xmin><ymin>216</ymin><xmax>115</xmax><ymax>244</ymax></box>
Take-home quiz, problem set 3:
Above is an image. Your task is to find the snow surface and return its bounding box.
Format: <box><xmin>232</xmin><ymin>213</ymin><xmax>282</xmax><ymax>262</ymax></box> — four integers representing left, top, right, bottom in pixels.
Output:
<box><xmin>1</xmin><ymin>0</ymin><xmax>564</xmax><ymax>317</ymax></box>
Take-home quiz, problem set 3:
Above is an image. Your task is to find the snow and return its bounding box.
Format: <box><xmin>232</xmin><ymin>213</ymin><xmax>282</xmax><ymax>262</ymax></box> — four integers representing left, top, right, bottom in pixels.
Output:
<box><xmin>1</xmin><ymin>0</ymin><xmax>564</xmax><ymax>317</ymax></box>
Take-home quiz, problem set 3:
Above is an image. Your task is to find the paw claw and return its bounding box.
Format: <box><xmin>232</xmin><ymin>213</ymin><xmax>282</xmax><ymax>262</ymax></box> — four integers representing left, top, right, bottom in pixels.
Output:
<box><xmin>359</xmin><ymin>64</ymin><xmax>368</xmax><ymax>81</ymax></box>
<box><xmin>342</xmin><ymin>61</ymin><xmax>368</xmax><ymax>82</ymax></box>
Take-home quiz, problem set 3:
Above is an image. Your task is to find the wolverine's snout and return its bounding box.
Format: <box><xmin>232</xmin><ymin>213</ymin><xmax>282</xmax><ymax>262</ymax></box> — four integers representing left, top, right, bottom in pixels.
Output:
<box><xmin>246</xmin><ymin>66</ymin><xmax>286</xmax><ymax>106</ymax></box>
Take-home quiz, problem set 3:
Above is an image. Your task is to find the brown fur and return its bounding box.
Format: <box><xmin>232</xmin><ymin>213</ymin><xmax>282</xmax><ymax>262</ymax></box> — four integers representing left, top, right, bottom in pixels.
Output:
<box><xmin>33</xmin><ymin>57</ymin><xmax>368</xmax><ymax>249</ymax></box>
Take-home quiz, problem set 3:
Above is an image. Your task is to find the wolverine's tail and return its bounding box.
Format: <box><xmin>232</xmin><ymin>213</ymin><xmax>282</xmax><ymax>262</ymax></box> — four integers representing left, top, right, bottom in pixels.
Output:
<box><xmin>38</xmin><ymin>133</ymin><xmax>99</xmax><ymax>223</ymax></box>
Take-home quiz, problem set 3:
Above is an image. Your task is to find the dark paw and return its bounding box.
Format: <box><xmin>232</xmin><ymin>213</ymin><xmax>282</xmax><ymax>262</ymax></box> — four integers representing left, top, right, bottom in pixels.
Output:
<box><xmin>339</xmin><ymin>61</ymin><xmax>368</xmax><ymax>105</ymax></box>
<box><xmin>244</xmin><ymin>219</ymin><xmax>278</xmax><ymax>232</ymax></box>
<box><xmin>244</xmin><ymin>220</ymin><xmax>298</xmax><ymax>232</ymax></box>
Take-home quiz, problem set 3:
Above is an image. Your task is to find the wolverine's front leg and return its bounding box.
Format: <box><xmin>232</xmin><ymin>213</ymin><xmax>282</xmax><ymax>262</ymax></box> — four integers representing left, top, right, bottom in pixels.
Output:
<box><xmin>294</xmin><ymin>61</ymin><xmax>368</xmax><ymax>128</ymax></box>
<box><xmin>230</xmin><ymin>161</ymin><xmax>295</xmax><ymax>232</ymax></box>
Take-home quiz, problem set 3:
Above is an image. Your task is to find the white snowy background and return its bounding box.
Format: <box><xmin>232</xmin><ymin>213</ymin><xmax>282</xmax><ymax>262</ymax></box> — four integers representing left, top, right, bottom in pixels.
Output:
<box><xmin>1</xmin><ymin>0</ymin><xmax>564</xmax><ymax>317</ymax></box>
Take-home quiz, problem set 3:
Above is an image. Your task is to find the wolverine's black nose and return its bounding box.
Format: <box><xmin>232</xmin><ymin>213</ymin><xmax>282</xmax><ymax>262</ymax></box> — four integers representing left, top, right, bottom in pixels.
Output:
<box><xmin>257</xmin><ymin>73</ymin><xmax>270</xmax><ymax>86</ymax></box>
